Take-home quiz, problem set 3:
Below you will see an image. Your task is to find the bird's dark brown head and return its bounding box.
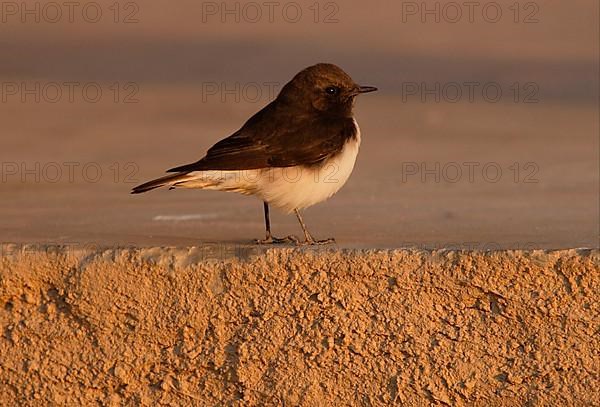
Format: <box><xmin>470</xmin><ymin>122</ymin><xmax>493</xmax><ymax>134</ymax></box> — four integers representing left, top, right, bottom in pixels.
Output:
<box><xmin>277</xmin><ymin>63</ymin><xmax>377</xmax><ymax>118</ymax></box>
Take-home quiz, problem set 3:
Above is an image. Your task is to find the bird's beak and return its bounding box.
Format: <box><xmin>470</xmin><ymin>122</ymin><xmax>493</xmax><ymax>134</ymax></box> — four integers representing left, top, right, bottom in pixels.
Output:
<box><xmin>357</xmin><ymin>86</ymin><xmax>378</xmax><ymax>94</ymax></box>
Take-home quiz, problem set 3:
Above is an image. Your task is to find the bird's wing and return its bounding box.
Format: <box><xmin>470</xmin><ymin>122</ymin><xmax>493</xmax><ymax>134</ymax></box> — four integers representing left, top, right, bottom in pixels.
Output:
<box><xmin>168</xmin><ymin>102</ymin><xmax>357</xmax><ymax>172</ymax></box>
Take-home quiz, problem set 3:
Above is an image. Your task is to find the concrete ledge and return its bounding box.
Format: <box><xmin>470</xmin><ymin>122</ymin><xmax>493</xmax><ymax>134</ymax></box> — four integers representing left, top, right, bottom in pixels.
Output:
<box><xmin>0</xmin><ymin>246</ymin><xmax>598</xmax><ymax>405</ymax></box>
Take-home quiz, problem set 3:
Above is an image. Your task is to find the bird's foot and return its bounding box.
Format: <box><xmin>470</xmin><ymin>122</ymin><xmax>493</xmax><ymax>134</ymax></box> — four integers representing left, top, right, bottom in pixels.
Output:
<box><xmin>255</xmin><ymin>235</ymin><xmax>300</xmax><ymax>245</ymax></box>
<box><xmin>301</xmin><ymin>237</ymin><xmax>336</xmax><ymax>246</ymax></box>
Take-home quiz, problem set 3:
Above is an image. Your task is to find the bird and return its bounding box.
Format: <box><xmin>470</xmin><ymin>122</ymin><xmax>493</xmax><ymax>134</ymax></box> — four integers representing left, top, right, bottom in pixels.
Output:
<box><xmin>132</xmin><ymin>63</ymin><xmax>377</xmax><ymax>245</ymax></box>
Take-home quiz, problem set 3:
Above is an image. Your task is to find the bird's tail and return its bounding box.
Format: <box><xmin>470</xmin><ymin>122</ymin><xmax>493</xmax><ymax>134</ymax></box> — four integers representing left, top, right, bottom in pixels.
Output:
<box><xmin>131</xmin><ymin>172</ymin><xmax>193</xmax><ymax>194</ymax></box>
<box><xmin>132</xmin><ymin>170</ymin><xmax>259</xmax><ymax>195</ymax></box>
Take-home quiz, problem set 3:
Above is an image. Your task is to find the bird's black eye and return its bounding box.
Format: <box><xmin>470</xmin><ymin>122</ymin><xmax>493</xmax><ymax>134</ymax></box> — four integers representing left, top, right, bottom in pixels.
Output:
<box><xmin>325</xmin><ymin>86</ymin><xmax>340</xmax><ymax>96</ymax></box>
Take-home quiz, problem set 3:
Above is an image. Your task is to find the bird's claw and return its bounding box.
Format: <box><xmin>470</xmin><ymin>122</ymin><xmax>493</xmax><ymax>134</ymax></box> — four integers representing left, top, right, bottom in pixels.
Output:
<box><xmin>255</xmin><ymin>235</ymin><xmax>300</xmax><ymax>245</ymax></box>
<box><xmin>301</xmin><ymin>237</ymin><xmax>336</xmax><ymax>246</ymax></box>
<box><xmin>255</xmin><ymin>235</ymin><xmax>335</xmax><ymax>246</ymax></box>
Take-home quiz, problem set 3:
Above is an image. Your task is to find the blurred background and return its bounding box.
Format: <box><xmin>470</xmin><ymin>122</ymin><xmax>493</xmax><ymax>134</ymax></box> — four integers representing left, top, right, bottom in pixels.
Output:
<box><xmin>0</xmin><ymin>0</ymin><xmax>598</xmax><ymax>248</ymax></box>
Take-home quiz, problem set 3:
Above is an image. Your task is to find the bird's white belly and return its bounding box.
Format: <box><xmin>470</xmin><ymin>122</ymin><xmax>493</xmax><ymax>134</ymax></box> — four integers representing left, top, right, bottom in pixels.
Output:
<box><xmin>256</xmin><ymin>135</ymin><xmax>360</xmax><ymax>212</ymax></box>
<box><xmin>180</xmin><ymin>122</ymin><xmax>361</xmax><ymax>213</ymax></box>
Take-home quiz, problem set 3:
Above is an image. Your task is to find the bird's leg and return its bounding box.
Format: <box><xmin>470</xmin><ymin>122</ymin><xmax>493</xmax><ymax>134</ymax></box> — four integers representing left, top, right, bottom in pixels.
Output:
<box><xmin>255</xmin><ymin>202</ymin><xmax>299</xmax><ymax>244</ymax></box>
<box><xmin>294</xmin><ymin>209</ymin><xmax>335</xmax><ymax>245</ymax></box>
<box><xmin>262</xmin><ymin>201</ymin><xmax>272</xmax><ymax>241</ymax></box>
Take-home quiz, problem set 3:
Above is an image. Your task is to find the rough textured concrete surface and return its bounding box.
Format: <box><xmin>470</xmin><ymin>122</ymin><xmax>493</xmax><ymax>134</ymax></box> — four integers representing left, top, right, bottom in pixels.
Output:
<box><xmin>0</xmin><ymin>246</ymin><xmax>598</xmax><ymax>406</ymax></box>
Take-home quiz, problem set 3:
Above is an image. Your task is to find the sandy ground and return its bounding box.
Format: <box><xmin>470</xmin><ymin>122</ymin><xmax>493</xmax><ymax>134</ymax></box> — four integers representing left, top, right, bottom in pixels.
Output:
<box><xmin>0</xmin><ymin>246</ymin><xmax>598</xmax><ymax>405</ymax></box>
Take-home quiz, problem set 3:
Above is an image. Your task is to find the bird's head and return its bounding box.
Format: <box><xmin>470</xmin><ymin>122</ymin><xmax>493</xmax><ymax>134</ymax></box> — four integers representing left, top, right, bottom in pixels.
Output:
<box><xmin>278</xmin><ymin>63</ymin><xmax>377</xmax><ymax>117</ymax></box>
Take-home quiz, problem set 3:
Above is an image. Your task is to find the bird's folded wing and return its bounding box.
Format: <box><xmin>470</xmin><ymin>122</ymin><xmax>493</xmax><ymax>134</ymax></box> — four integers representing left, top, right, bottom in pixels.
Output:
<box><xmin>168</xmin><ymin>103</ymin><xmax>357</xmax><ymax>172</ymax></box>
